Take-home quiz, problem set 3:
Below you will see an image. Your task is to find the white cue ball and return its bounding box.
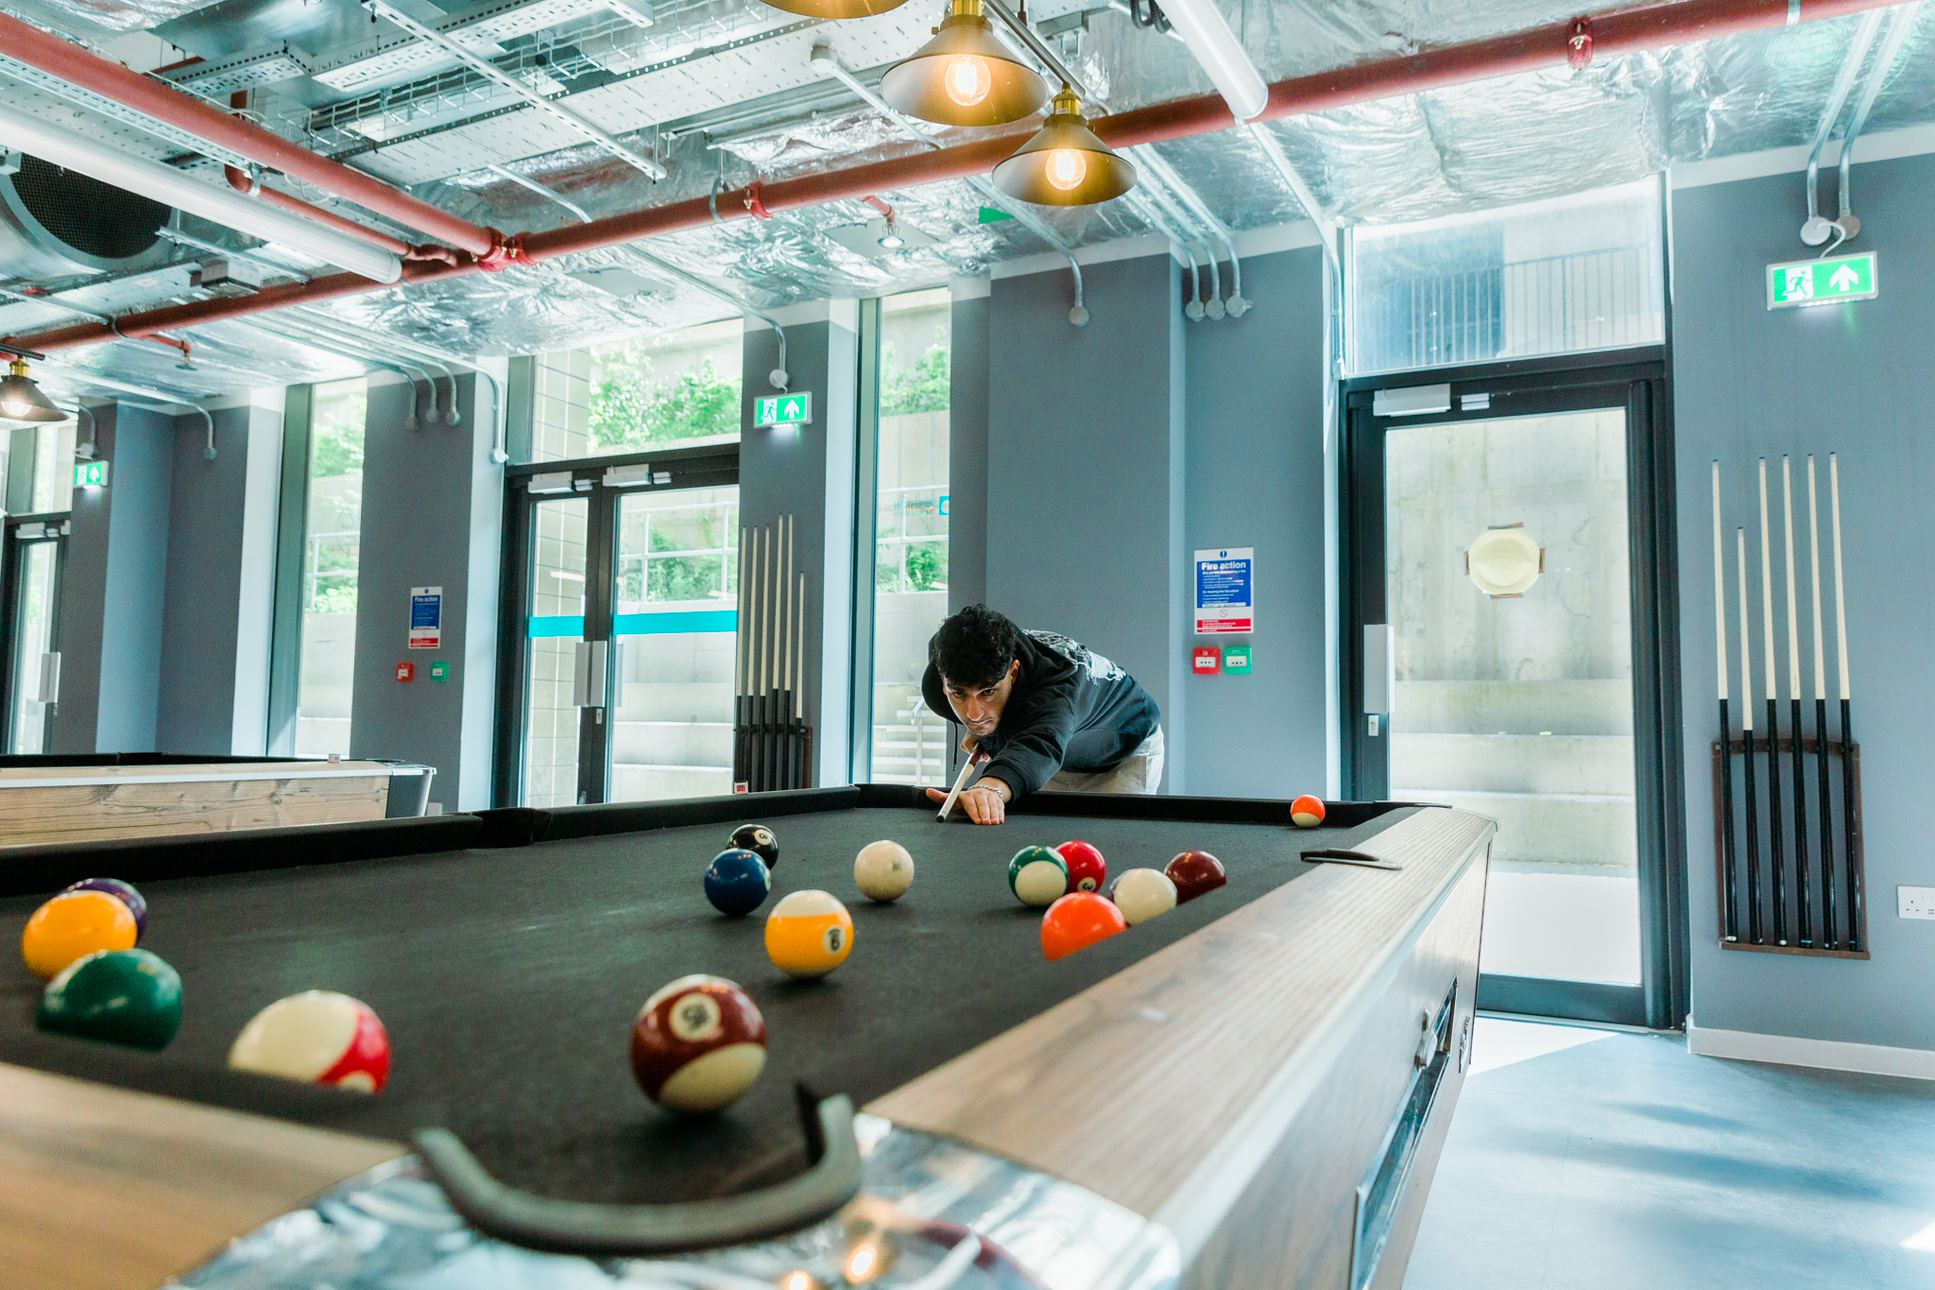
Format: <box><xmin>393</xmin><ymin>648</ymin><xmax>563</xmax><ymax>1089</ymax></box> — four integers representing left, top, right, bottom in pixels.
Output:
<box><xmin>1109</xmin><ymin>868</ymin><xmax>1178</xmax><ymax>926</ymax></box>
<box><xmin>854</xmin><ymin>840</ymin><xmax>915</xmax><ymax>902</ymax></box>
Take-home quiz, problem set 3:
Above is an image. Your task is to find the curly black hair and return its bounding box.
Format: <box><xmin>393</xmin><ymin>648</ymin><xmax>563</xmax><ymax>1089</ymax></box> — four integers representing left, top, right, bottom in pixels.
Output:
<box><xmin>929</xmin><ymin>604</ymin><xmax>1020</xmax><ymax>690</ymax></box>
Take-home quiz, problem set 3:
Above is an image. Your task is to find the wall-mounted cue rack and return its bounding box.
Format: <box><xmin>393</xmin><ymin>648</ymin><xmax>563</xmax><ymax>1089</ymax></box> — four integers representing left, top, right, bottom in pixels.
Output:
<box><xmin>734</xmin><ymin>514</ymin><xmax>813</xmax><ymax>793</ymax></box>
<box><xmin>1709</xmin><ymin>455</ymin><xmax>1865</xmax><ymax>959</ymax></box>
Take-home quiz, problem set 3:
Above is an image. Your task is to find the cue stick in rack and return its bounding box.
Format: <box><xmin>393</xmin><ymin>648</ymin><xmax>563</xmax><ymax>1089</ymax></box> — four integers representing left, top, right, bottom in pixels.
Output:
<box><xmin>1712</xmin><ymin>463</ymin><xmax>1737</xmax><ymax>941</ymax></box>
<box><xmin>1782</xmin><ymin>457</ymin><xmax>1812</xmax><ymax>945</ymax></box>
<box><xmin>754</xmin><ymin>524</ymin><xmax>768</xmax><ymax>791</ymax></box>
<box><xmin>778</xmin><ymin>513</ymin><xmax>790</xmax><ymax>792</ymax></box>
<box><xmin>1830</xmin><ymin>453</ymin><xmax>1859</xmax><ymax>951</ymax></box>
<box><xmin>741</xmin><ymin>524</ymin><xmax>758</xmax><ymax>789</ymax></box>
<box><xmin>763</xmin><ymin>520</ymin><xmax>776</xmax><ymax>792</ymax></box>
<box><xmin>1737</xmin><ymin>528</ymin><xmax>1762</xmax><ymax>944</ymax></box>
<box><xmin>735</xmin><ymin>523</ymin><xmax>749</xmax><ymax>788</ymax></box>
<box><xmin>1758</xmin><ymin>460</ymin><xmax>1787</xmax><ymax>943</ymax></box>
<box><xmin>796</xmin><ymin>569</ymin><xmax>807</xmax><ymax>790</ymax></box>
<box><xmin>1808</xmin><ymin>457</ymin><xmax>1837</xmax><ymax>948</ymax></box>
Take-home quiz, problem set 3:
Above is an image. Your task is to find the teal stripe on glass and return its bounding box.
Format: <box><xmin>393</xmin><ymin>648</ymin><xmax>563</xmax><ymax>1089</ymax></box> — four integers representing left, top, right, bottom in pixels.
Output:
<box><xmin>529</xmin><ymin>615</ymin><xmax>586</xmax><ymax>638</ymax></box>
<box><xmin>614</xmin><ymin>610</ymin><xmax>738</xmax><ymax>636</ymax></box>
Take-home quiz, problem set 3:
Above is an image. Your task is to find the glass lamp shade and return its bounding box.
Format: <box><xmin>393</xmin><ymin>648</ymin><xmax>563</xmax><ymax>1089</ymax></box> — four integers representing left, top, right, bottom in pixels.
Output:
<box><xmin>880</xmin><ymin>0</ymin><xmax>1048</xmax><ymax>126</ymax></box>
<box><xmin>0</xmin><ymin>359</ymin><xmax>64</xmax><ymax>424</ymax></box>
<box><xmin>991</xmin><ymin>89</ymin><xmax>1136</xmax><ymax>206</ymax></box>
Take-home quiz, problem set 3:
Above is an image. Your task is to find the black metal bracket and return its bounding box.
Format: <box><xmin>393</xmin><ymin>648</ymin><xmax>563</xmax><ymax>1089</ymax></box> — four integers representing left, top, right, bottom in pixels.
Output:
<box><xmin>414</xmin><ymin>1088</ymin><xmax>863</xmax><ymax>1256</ymax></box>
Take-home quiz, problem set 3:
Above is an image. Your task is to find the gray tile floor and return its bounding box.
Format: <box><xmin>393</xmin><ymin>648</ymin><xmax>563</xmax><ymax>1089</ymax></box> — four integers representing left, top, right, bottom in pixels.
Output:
<box><xmin>1405</xmin><ymin>1019</ymin><xmax>1935</xmax><ymax>1290</ymax></box>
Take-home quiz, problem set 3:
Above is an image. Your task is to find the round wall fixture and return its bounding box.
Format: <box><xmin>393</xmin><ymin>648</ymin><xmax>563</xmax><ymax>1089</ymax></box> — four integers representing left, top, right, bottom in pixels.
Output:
<box><xmin>1465</xmin><ymin>524</ymin><xmax>1543</xmax><ymax>598</ymax></box>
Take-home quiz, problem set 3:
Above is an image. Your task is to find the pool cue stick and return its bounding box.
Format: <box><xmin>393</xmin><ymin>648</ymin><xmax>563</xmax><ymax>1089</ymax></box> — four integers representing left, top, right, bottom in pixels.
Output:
<box><xmin>1737</xmin><ymin>528</ymin><xmax>1762</xmax><ymax>944</ymax></box>
<box><xmin>1782</xmin><ymin>457</ymin><xmax>1812</xmax><ymax>945</ymax></box>
<box><xmin>752</xmin><ymin>524</ymin><xmax>767</xmax><ymax>791</ymax></box>
<box><xmin>742</xmin><ymin>524</ymin><xmax>759</xmax><ymax>788</ymax></box>
<box><xmin>935</xmin><ymin>741</ymin><xmax>978</xmax><ymax>822</ymax></box>
<box><xmin>1712</xmin><ymin>464</ymin><xmax>1738</xmax><ymax>941</ymax></box>
<box><xmin>1808</xmin><ymin>457</ymin><xmax>1837</xmax><ymax>947</ymax></box>
<box><xmin>762</xmin><ymin>521</ymin><xmax>776</xmax><ymax>791</ymax></box>
<box><xmin>795</xmin><ymin>569</ymin><xmax>806</xmax><ymax>788</ymax></box>
<box><xmin>735</xmin><ymin>523</ymin><xmax>749</xmax><ymax>787</ymax></box>
<box><xmin>778</xmin><ymin>514</ymin><xmax>792</xmax><ymax>790</ymax></box>
<box><xmin>1758</xmin><ymin>459</ymin><xmax>1786</xmax><ymax>943</ymax></box>
<box><xmin>1830</xmin><ymin>453</ymin><xmax>1859</xmax><ymax>950</ymax></box>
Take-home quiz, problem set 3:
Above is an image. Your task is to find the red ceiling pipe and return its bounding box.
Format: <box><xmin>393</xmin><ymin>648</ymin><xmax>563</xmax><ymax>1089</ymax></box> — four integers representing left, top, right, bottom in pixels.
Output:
<box><xmin>4</xmin><ymin>0</ymin><xmax>1902</xmax><ymax>353</ymax></box>
<box><xmin>0</xmin><ymin>14</ymin><xmax>501</xmax><ymax>258</ymax></box>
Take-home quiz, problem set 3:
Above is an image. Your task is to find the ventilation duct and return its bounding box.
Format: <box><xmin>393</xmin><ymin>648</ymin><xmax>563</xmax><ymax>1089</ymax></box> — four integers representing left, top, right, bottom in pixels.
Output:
<box><xmin>0</xmin><ymin>153</ymin><xmax>176</xmax><ymax>280</ymax></box>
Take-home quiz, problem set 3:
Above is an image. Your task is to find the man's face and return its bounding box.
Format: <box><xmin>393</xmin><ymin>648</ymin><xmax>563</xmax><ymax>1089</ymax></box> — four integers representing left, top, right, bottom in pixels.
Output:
<box><xmin>942</xmin><ymin>660</ymin><xmax>1021</xmax><ymax>739</ymax></box>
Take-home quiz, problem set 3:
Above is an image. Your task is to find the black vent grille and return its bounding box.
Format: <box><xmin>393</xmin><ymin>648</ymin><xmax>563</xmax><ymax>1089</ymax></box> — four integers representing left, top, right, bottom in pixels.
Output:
<box><xmin>10</xmin><ymin>155</ymin><xmax>170</xmax><ymax>260</ymax></box>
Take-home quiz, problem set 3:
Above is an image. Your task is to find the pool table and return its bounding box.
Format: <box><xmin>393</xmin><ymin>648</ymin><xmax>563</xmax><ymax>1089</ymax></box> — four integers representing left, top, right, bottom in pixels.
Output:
<box><xmin>0</xmin><ymin>785</ymin><xmax>1493</xmax><ymax>1289</ymax></box>
<box><xmin>0</xmin><ymin>753</ymin><xmax>434</xmax><ymax>848</ymax></box>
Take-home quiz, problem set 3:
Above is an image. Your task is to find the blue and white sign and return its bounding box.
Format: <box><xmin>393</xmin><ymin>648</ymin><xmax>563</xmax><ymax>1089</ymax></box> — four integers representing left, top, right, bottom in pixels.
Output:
<box><xmin>409</xmin><ymin>585</ymin><xmax>443</xmax><ymax>650</ymax></box>
<box><xmin>1194</xmin><ymin>548</ymin><xmax>1254</xmax><ymax>635</ymax></box>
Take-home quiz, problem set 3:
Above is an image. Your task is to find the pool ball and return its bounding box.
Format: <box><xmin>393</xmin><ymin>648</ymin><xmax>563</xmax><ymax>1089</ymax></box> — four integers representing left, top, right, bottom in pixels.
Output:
<box><xmin>765</xmin><ymin>890</ymin><xmax>855</xmax><ymax>979</ymax></box>
<box><xmin>21</xmin><ymin>891</ymin><xmax>138</xmax><ymax>981</ymax></box>
<box><xmin>1108</xmin><ymin>868</ymin><xmax>1178</xmax><ymax>925</ymax></box>
<box><xmin>1007</xmin><ymin>846</ymin><xmax>1069</xmax><ymax>907</ymax></box>
<box><xmin>60</xmin><ymin>878</ymin><xmax>147</xmax><ymax>939</ymax></box>
<box><xmin>705</xmin><ymin>848</ymin><xmax>772</xmax><ymax>917</ymax></box>
<box><xmin>1040</xmin><ymin>892</ymin><xmax>1128</xmax><ymax>961</ymax></box>
<box><xmin>854</xmin><ymin>840</ymin><xmax>915</xmax><ymax>903</ymax></box>
<box><xmin>729</xmin><ymin>824</ymin><xmax>779</xmax><ymax>869</ymax></box>
<box><xmin>1164</xmin><ymin>850</ymin><xmax>1227</xmax><ymax>903</ymax></box>
<box><xmin>1056</xmin><ymin>840</ymin><xmax>1108</xmax><ymax>894</ymax></box>
<box><xmin>228</xmin><ymin>991</ymin><xmax>392</xmax><ymax>1092</ymax></box>
<box><xmin>1290</xmin><ymin>795</ymin><xmax>1327</xmax><ymax>829</ymax></box>
<box><xmin>630</xmin><ymin>974</ymin><xmax>767</xmax><ymax>1113</ymax></box>
<box><xmin>37</xmin><ymin>949</ymin><xmax>182</xmax><ymax>1050</ymax></box>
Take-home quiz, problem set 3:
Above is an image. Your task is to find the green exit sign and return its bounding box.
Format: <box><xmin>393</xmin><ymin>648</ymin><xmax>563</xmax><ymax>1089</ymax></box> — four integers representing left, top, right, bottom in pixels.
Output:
<box><xmin>73</xmin><ymin>459</ymin><xmax>109</xmax><ymax>489</ymax></box>
<box><xmin>752</xmin><ymin>392</ymin><xmax>812</xmax><ymax>428</ymax></box>
<box><xmin>1767</xmin><ymin>252</ymin><xmax>1878</xmax><ymax>310</ymax></box>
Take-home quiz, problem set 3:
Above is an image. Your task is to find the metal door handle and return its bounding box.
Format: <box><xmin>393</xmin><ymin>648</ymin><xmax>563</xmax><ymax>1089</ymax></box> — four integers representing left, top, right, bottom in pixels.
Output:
<box><xmin>37</xmin><ymin>652</ymin><xmax>60</xmax><ymax>707</ymax></box>
<box><xmin>571</xmin><ymin>640</ymin><xmax>608</xmax><ymax>709</ymax></box>
<box><xmin>1363</xmin><ymin>625</ymin><xmax>1393</xmax><ymax>715</ymax></box>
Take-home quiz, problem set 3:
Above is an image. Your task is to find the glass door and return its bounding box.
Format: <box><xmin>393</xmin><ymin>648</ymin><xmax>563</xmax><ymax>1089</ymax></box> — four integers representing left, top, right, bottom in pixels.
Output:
<box><xmin>1</xmin><ymin>517</ymin><xmax>67</xmax><ymax>754</ymax></box>
<box><xmin>498</xmin><ymin>447</ymin><xmax>738</xmax><ymax>806</ymax></box>
<box><xmin>1344</xmin><ymin>356</ymin><xmax>1683</xmax><ymax>1028</ymax></box>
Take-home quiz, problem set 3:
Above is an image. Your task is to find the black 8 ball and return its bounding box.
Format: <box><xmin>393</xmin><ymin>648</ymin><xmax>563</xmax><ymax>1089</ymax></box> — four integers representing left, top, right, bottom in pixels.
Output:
<box><xmin>728</xmin><ymin>824</ymin><xmax>778</xmax><ymax>869</ymax></box>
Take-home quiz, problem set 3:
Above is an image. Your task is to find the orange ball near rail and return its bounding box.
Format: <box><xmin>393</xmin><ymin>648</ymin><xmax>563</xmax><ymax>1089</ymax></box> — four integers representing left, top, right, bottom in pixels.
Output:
<box><xmin>1290</xmin><ymin>794</ymin><xmax>1327</xmax><ymax>828</ymax></box>
<box><xmin>1040</xmin><ymin>892</ymin><xmax>1128</xmax><ymax>962</ymax></box>
<box><xmin>21</xmin><ymin>891</ymin><xmax>138</xmax><ymax>981</ymax></box>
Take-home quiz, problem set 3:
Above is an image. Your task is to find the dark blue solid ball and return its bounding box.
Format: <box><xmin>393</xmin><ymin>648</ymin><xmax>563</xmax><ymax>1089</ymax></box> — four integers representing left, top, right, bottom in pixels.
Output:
<box><xmin>705</xmin><ymin>848</ymin><xmax>772</xmax><ymax>917</ymax></box>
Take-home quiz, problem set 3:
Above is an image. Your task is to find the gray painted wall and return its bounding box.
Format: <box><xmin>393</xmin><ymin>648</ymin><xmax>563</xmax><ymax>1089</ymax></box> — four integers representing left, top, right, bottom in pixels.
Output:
<box><xmin>740</xmin><ymin>312</ymin><xmax>859</xmax><ymax>786</ymax></box>
<box><xmin>981</xmin><ymin>255</ymin><xmax>1187</xmax><ymax>782</ymax></box>
<box><xmin>55</xmin><ymin>402</ymin><xmax>173</xmax><ymax>753</ymax></box>
<box><xmin>946</xmin><ymin>294</ymin><xmax>990</xmax><ymax>612</ymax></box>
<box><xmin>155</xmin><ymin>407</ymin><xmax>254</xmax><ymax>753</ymax></box>
<box><xmin>1671</xmin><ymin>153</ymin><xmax>1935</xmax><ymax>1049</ymax></box>
<box><xmin>347</xmin><ymin>371</ymin><xmax>502</xmax><ymax>809</ymax></box>
<box><xmin>1179</xmin><ymin>245</ymin><xmax>1330</xmax><ymax>796</ymax></box>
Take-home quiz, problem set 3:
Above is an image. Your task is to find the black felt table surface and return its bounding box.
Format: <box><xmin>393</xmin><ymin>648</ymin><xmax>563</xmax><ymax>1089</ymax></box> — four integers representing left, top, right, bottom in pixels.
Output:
<box><xmin>0</xmin><ymin>798</ymin><xmax>1415</xmax><ymax>1205</ymax></box>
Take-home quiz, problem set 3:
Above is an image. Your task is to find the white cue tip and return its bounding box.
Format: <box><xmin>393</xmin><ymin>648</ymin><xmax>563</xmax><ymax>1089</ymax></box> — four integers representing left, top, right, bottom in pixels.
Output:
<box><xmin>935</xmin><ymin>753</ymin><xmax>978</xmax><ymax>822</ymax></box>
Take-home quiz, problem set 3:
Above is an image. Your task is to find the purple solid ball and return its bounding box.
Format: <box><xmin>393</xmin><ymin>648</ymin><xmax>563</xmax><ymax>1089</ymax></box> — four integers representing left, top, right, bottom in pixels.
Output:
<box><xmin>61</xmin><ymin>877</ymin><xmax>147</xmax><ymax>939</ymax></box>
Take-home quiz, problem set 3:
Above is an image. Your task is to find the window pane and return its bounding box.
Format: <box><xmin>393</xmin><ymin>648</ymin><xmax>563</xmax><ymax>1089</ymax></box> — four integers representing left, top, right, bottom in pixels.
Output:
<box><xmin>869</xmin><ymin>289</ymin><xmax>951</xmax><ymax>785</ymax></box>
<box><xmin>528</xmin><ymin>318</ymin><xmax>743</xmax><ymax>463</ymax></box>
<box><xmin>1347</xmin><ymin>179</ymin><xmax>1664</xmax><ymax>375</ymax></box>
<box><xmin>8</xmin><ymin>542</ymin><xmax>58</xmax><ymax>754</ymax></box>
<box><xmin>28</xmin><ymin>420</ymin><xmax>76</xmax><ymax>514</ymax></box>
<box><xmin>294</xmin><ymin>378</ymin><xmax>367</xmax><ymax>758</ymax></box>
<box><xmin>524</xmin><ymin>497</ymin><xmax>588</xmax><ymax>808</ymax></box>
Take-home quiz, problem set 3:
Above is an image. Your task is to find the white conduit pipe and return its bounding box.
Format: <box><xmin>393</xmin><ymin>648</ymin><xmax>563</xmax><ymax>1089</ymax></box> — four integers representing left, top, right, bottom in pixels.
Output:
<box><xmin>0</xmin><ymin>106</ymin><xmax>401</xmax><ymax>283</ymax></box>
<box><xmin>272</xmin><ymin>317</ymin><xmax>435</xmax><ymax>426</ymax></box>
<box><xmin>1134</xmin><ymin>146</ymin><xmax>1247</xmax><ymax>316</ymax></box>
<box><xmin>1832</xmin><ymin>3</ymin><xmax>1918</xmax><ymax>247</ymax></box>
<box><xmin>290</xmin><ymin>304</ymin><xmax>508</xmax><ymax>460</ymax></box>
<box><xmin>1136</xmin><ymin>166</ymin><xmax>1216</xmax><ymax>319</ymax></box>
<box><xmin>1801</xmin><ymin>9</ymin><xmax>1885</xmax><ymax>245</ymax></box>
<box><xmin>1123</xmin><ymin>188</ymin><xmax>1200</xmax><ymax>316</ymax></box>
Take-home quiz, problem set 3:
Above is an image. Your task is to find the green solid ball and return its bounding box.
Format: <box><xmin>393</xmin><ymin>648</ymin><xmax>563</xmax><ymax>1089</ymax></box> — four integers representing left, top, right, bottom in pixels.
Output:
<box><xmin>38</xmin><ymin>948</ymin><xmax>183</xmax><ymax>1051</ymax></box>
<box><xmin>1008</xmin><ymin>845</ymin><xmax>1070</xmax><ymax>907</ymax></box>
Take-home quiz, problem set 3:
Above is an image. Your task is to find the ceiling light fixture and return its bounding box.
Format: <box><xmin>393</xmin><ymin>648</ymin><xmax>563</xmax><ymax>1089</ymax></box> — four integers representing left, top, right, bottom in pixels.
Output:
<box><xmin>757</xmin><ymin>0</ymin><xmax>909</xmax><ymax>19</ymax></box>
<box><xmin>0</xmin><ymin>355</ymin><xmax>65</xmax><ymax>424</ymax></box>
<box><xmin>881</xmin><ymin>0</ymin><xmax>1047</xmax><ymax>126</ymax></box>
<box><xmin>993</xmin><ymin>85</ymin><xmax>1135</xmax><ymax>206</ymax></box>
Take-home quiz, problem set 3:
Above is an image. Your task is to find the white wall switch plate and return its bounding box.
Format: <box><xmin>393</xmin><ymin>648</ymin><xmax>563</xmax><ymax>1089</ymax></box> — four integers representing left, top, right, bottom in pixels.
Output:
<box><xmin>1898</xmin><ymin>886</ymin><xmax>1935</xmax><ymax>920</ymax></box>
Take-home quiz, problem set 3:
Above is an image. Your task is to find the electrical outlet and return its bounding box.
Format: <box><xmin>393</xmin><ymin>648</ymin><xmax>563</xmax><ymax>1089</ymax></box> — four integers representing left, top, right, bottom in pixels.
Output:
<box><xmin>1898</xmin><ymin>886</ymin><xmax>1935</xmax><ymax>920</ymax></box>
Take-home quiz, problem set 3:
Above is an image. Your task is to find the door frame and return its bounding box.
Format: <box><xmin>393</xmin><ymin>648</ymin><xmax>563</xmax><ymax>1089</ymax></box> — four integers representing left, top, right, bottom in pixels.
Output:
<box><xmin>1338</xmin><ymin>346</ymin><xmax>1687</xmax><ymax>1029</ymax></box>
<box><xmin>493</xmin><ymin>443</ymin><xmax>740</xmax><ymax>807</ymax></box>
<box><xmin>0</xmin><ymin>512</ymin><xmax>71</xmax><ymax>754</ymax></box>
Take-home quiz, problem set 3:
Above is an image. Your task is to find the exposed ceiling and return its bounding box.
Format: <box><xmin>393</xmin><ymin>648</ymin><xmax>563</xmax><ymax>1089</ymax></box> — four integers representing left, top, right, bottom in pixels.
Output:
<box><xmin>2</xmin><ymin>0</ymin><xmax>1934</xmax><ymax>404</ymax></box>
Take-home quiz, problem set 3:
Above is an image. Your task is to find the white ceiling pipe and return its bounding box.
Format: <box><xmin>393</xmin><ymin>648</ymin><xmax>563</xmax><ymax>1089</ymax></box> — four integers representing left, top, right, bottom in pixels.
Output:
<box><xmin>0</xmin><ymin>107</ymin><xmax>402</xmax><ymax>285</ymax></box>
<box><xmin>1152</xmin><ymin>0</ymin><xmax>1266</xmax><ymax>120</ymax></box>
<box><xmin>1246</xmin><ymin>121</ymin><xmax>1338</xmax><ymax>272</ymax></box>
<box><xmin>274</xmin><ymin>317</ymin><xmax>436</xmax><ymax>424</ymax></box>
<box><xmin>1135</xmin><ymin>146</ymin><xmax>1245</xmax><ymax>316</ymax></box>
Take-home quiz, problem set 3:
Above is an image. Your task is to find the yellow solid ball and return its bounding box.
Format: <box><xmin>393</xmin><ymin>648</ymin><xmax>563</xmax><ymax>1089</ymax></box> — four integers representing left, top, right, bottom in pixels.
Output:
<box><xmin>22</xmin><ymin>891</ymin><xmax>138</xmax><ymax>981</ymax></box>
<box><xmin>854</xmin><ymin>840</ymin><xmax>914</xmax><ymax>903</ymax></box>
<box><xmin>764</xmin><ymin>890</ymin><xmax>855</xmax><ymax>979</ymax></box>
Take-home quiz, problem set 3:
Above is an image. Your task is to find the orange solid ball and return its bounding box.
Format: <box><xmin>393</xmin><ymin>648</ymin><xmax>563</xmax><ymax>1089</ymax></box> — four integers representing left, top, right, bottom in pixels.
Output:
<box><xmin>22</xmin><ymin>891</ymin><xmax>138</xmax><ymax>981</ymax></box>
<box><xmin>1040</xmin><ymin>892</ymin><xmax>1128</xmax><ymax>962</ymax></box>
<box><xmin>1290</xmin><ymin>794</ymin><xmax>1327</xmax><ymax>828</ymax></box>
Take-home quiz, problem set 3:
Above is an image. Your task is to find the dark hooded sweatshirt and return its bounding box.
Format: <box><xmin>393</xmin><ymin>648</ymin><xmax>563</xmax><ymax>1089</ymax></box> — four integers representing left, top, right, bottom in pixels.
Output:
<box><xmin>921</xmin><ymin>628</ymin><xmax>1161</xmax><ymax>799</ymax></box>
